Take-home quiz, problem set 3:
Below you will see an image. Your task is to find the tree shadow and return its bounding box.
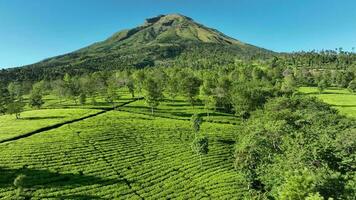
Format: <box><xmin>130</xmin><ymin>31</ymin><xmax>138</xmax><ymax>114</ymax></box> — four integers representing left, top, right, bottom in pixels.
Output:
<box><xmin>124</xmin><ymin>105</ymin><xmax>148</xmax><ymax>109</ymax></box>
<box><xmin>165</xmin><ymin>103</ymin><xmax>192</xmax><ymax>107</ymax></box>
<box><xmin>44</xmin><ymin>194</ymin><xmax>104</xmax><ymax>200</ymax></box>
<box><xmin>300</xmin><ymin>91</ymin><xmax>355</xmax><ymax>95</ymax></box>
<box><xmin>334</xmin><ymin>105</ymin><xmax>356</xmax><ymax>108</ymax></box>
<box><xmin>21</xmin><ymin>116</ymin><xmax>65</xmax><ymax>120</ymax></box>
<box><xmin>163</xmin><ymin>99</ymin><xmax>186</xmax><ymax>103</ymax></box>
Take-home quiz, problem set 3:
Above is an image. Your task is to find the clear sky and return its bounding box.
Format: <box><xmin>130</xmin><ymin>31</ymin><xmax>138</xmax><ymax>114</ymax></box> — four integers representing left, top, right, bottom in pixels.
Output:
<box><xmin>0</xmin><ymin>0</ymin><xmax>356</xmax><ymax>68</ymax></box>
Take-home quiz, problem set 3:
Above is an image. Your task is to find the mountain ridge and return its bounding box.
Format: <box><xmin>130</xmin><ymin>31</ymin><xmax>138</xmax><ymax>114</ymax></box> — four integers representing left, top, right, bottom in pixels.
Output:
<box><xmin>0</xmin><ymin>14</ymin><xmax>274</xmax><ymax>82</ymax></box>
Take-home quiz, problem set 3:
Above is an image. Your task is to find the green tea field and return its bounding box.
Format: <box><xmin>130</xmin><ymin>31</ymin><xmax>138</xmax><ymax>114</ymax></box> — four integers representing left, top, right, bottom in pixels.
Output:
<box><xmin>298</xmin><ymin>87</ymin><xmax>356</xmax><ymax>118</ymax></box>
<box><xmin>0</xmin><ymin>101</ymin><xmax>243</xmax><ymax>199</ymax></box>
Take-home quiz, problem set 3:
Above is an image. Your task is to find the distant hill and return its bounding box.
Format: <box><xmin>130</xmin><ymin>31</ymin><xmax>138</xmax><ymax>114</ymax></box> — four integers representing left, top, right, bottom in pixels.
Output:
<box><xmin>0</xmin><ymin>14</ymin><xmax>274</xmax><ymax>82</ymax></box>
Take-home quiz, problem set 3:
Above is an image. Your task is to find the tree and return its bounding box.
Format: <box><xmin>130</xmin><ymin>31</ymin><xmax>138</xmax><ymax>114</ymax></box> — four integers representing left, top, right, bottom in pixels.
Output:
<box><xmin>63</xmin><ymin>74</ymin><xmax>81</xmax><ymax>104</ymax></box>
<box><xmin>281</xmin><ymin>75</ymin><xmax>297</xmax><ymax>95</ymax></box>
<box><xmin>7</xmin><ymin>82</ymin><xmax>23</xmax><ymax>101</ymax></box>
<box><xmin>190</xmin><ymin>114</ymin><xmax>208</xmax><ymax>165</ymax></box>
<box><xmin>79</xmin><ymin>75</ymin><xmax>98</xmax><ymax>105</ymax></box>
<box><xmin>142</xmin><ymin>77</ymin><xmax>163</xmax><ymax>115</ymax></box>
<box><xmin>214</xmin><ymin>77</ymin><xmax>232</xmax><ymax>112</ymax></box>
<box><xmin>166</xmin><ymin>75</ymin><xmax>180</xmax><ymax>100</ymax></box>
<box><xmin>231</xmin><ymin>81</ymin><xmax>273</xmax><ymax>117</ymax></box>
<box><xmin>52</xmin><ymin>79</ymin><xmax>66</xmax><ymax>104</ymax></box>
<box><xmin>105</xmin><ymin>75</ymin><xmax>121</xmax><ymax>107</ymax></box>
<box><xmin>105</xmin><ymin>84</ymin><xmax>120</xmax><ymax>106</ymax></box>
<box><xmin>180</xmin><ymin>75</ymin><xmax>201</xmax><ymax>107</ymax></box>
<box><xmin>127</xmin><ymin>80</ymin><xmax>135</xmax><ymax>98</ymax></box>
<box><xmin>7</xmin><ymin>101</ymin><xmax>25</xmax><ymax>119</ymax></box>
<box><xmin>133</xmin><ymin>70</ymin><xmax>145</xmax><ymax>96</ymax></box>
<box><xmin>79</xmin><ymin>93</ymin><xmax>86</xmax><ymax>105</ymax></box>
<box><xmin>317</xmin><ymin>79</ymin><xmax>328</xmax><ymax>94</ymax></box>
<box><xmin>204</xmin><ymin>96</ymin><xmax>216</xmax><ymax>118</ymax></box>
<box><xmin>200</xmin><ymin>75</ymin><xmax>217</xmax><ymax>116</ymax></box>
<box><xmin>347</xmin><ymin>80</ymin><xmax>356</xmax><ymax>93</ymax></box>
<box><xmin>29</xmin><ymin>82</ymin><xmax>45</xmax><ymax>109</ymax></box>
<box><xmin>0</xmin><ymin>83</ymin><xmax>11</xmax><ymax>115</ymax></box>
<box><xmin>191</xmin><ymin>114</ymin><xmax>203</xmax><ymax>134</ymax></box>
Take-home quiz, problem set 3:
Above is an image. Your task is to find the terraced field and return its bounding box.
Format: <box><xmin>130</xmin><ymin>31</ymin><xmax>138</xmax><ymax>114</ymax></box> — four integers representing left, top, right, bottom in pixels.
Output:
<box><xmin>0</xmin><ymin>111</ymin><xmax>243</xmax><ymax>199</ymax></box>
<box><xmin>298</xmin><ymin>87</ymin><xmax>356</xmax><ymax>118</ymax></box>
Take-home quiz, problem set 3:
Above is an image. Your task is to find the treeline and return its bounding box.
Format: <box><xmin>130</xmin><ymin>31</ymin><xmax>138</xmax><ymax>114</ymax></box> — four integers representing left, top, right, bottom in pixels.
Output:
<box><xmin>1</xmin><ymin>47</ymin><xmax>356</xmax><ymax>84</ymax></box>
<box><xmin>276</xmin><ymin>49</ymin><xmax>356</xmax><ymax>69</ymax></box>
<box><xmin>1</xmin><ymin>62</ymin><xmax>356</xmax><ymax>119</ymax></box>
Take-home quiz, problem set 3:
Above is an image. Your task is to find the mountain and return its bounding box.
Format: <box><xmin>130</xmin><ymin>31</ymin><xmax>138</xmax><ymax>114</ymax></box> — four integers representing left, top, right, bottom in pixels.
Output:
<box><xmin>0</xmin><ymin>14</ymin><xmax>274</xmax><ymax>82</ymax></box>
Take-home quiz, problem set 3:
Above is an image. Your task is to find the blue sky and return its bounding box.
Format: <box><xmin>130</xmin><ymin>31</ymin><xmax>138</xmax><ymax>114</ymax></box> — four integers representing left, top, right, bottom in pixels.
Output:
<box><xmin>0</xmin><ymin>0</ymin><xmax>356</xmax><ymax>68</ymax></box>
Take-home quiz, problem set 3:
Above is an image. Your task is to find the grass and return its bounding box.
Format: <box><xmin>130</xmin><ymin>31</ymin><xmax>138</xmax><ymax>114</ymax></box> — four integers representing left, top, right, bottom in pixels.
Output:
<box><xmin>0</xmin><ymin>111</ymin><xmax>244</xmax><ymax>199</ymax></box>
<box><xmin>298</xmin><ymin>87</ymin><xmax>356</xmax><ymax>118</ymax></box>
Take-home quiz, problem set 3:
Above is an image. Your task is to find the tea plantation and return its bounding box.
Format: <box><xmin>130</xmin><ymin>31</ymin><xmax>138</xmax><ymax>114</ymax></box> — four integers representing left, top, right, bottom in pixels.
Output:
<box><xmin>0</xmin><ymin>109</ymin><xmax>244</xmax><ymax>199</ymax></box>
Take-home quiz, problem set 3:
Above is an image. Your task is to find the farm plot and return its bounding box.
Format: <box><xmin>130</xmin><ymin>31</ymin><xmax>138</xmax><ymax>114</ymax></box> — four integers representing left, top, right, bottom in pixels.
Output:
<box><xmin>0</xmin><ymin>109</ymin><xmax>100</xmax><ymax>143</ymax></box>
<box><xmin>298</xmin><ymin>87</ymin><xmax>356</xmax><ymax>118</ymax></box>
<box><xmin>0</xmin><ymin>111</ymin><xmax>245</xmax><ymax>199</ymax></box>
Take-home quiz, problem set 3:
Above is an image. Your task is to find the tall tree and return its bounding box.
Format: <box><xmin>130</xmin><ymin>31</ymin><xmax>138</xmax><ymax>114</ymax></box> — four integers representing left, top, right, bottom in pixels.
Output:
<box><xmin>347</xmin><ymin>80</ymin><xmax>356</xmax><ymax>93</ymax></box>
<box><xmin>7</xmin><ymin>101</ymin><xmax>25</xmax><ymax>119</ymax></box>
<box><xmin>281</xmin><ymin>74</ymin><xmax>297</xmax><ymax>95</ymax></box>
<box><xmin>180</xmin><ymin>75</ymin><xmax>202</xmax><ymax>107</ymax></box>
<box><xmin>190</xmin><ymin>114</ymin><xmax>209</xmax><ymax>165</ymax></box>
<box><xmin>0</xmin><ymin>83</ymin><xmax>11</xmax><ymax>115</ymax></box>
<box><xmin>29</xmin><ymin>81</ymin><xmax>45</xmax><ymax>109</ymax></box>
<box><xmin>133</xmin><ymin>70</ymin><xmax>145</xmax><ymax>96</ymax></box>
<box><xmin>142</xmin><ymin>77</ymin><xmax>163</xmax><ymax>115</ymax></box>
<box><xmin>317</xmin><ymin>79</ymin><xmax>328</xmax><ymax>94</ymax></box>
<box><xmin>63</xmin><ymin>74</ymin><xmax>81</xmax><ymax>104</ymax></box>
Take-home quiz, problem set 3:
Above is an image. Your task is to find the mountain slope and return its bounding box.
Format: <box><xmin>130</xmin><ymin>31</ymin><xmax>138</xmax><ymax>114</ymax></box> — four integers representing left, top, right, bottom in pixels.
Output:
<box><xmin>0</xmin><ymin>14</ymin><xmax>274</xmax><ymax>82</ymax></box>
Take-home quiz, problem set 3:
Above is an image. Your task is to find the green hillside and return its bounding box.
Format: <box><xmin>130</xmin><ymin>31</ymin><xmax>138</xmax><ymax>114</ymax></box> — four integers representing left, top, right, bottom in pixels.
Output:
<box><xmin>0</xmin><ymin>14</ymin><xmax>273</xmax><ymax>83</ymax></box>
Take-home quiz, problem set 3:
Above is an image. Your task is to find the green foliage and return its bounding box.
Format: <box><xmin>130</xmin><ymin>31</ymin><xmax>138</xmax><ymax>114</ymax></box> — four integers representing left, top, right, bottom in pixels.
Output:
<box><xmin>143</xmin><ymin>77</ymin><xmax>163</xmax><ymax>115</ymax></box>
<box><xmin>348</xmin><ymin>79</ymin><xmax>356</xmax><ymax>93</ymax></box>
<box><xmin>7</xmin><ymin>82</ymin><xmax>23</xmax><ymax>101</ymax></box>
<box><xmin>191</xmin><ymin>114</ymin><xmax>202</xmax><ymax>133</ymax></box>
<box><xmin>28</xmin><ymin>84</ymin><xmax>44</xmax><ymax>109</ymax></box>
<box><xmin>317</xmin><ymin>79</ymin><xmax>328</xmax><ymax>93</ymax></box>
<box><xmin>277</xmin><ymin>169</ymin><xmax>321</xmax><ymax>200</ymax></box>
<box><xmin>191</xmin><ymin>135</ymin><xmax>209</xmax><ymax>155</ymax></box>
<box><xmin>281</xmin><ymin>74</ymin><xmax>297</xmax><ymax>95</ymax></box>
<box><xmin>6</xmin><ymin>101</ymin><xmax>25</xmax><ymax>119</ymax></box>
<box><xmin>0</xmin><ymin>84</ymin><xmax>11</xmax><ymax>114</ymax></box>
<box><xmin>180</xmin><ymin>74</ymin><xmax>201</xmax><ymax>106</ymax></box>
<box><xmin>235</xmin><ymin>96</ymin><xmax>355</xmax><ymax>199</ymax></box>
<box><xmin>63</xmin><ymin>74</ymin><xmax>81</xmax><ymax>104</ymax></box>
<box><xmin>79</xmin><ymin>93</ymin><xmax>86</xmax><ymax>105</ymax></box>
<box><xmin>231</xmin><ymin>81</ymin><xmax>276</xmax><ymax>116</ymax></box>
